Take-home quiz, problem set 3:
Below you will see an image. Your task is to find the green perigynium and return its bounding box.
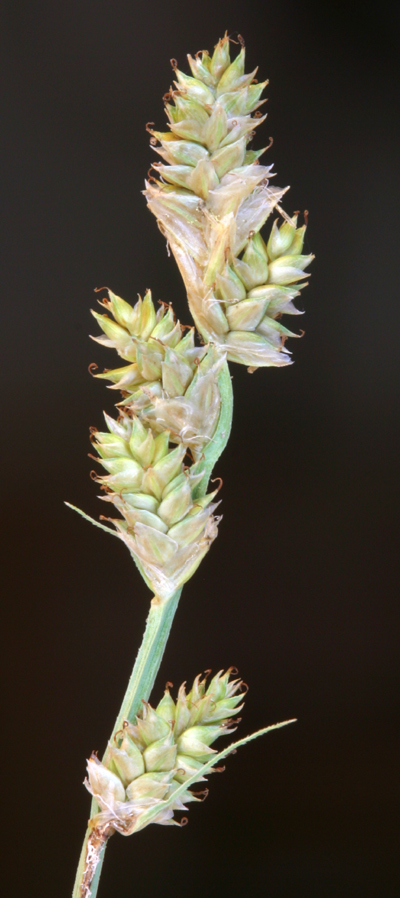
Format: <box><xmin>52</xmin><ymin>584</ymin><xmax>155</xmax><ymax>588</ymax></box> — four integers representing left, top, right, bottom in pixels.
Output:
<box><xmin>71</xmin><ymin>33</ymin><xmax>306</xmax><ymax>898</ymax></box>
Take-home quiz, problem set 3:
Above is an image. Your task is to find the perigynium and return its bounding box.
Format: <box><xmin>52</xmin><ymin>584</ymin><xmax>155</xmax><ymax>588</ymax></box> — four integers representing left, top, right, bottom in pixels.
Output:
<box><xmin>70</xmin><ymin>32</ymin><xmax>310</xmax><ymax>898</ymax></box>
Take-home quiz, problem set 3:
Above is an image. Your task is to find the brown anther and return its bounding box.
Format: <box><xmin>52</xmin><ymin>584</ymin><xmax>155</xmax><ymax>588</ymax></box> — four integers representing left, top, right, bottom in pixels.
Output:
<box><xmin>238</xmin><ymin>34</ymin><xmax>245</xmax><ymax>48</ymax></box>
<box><xmin>165</xmin><ymin>681</ymin><xmax>174</xmax><ymax>690</ymax></box>
<box><xmin>240</xmin><ymin>681</ymin><xmax>249</xmax><ymax>695</ymax></box>
<box><xmin>211</xmin><ymin>476</ymin><xmax>223</xmax><ymax>492</ymax></box>
<box><xmin>304</xmin><ymin>209</ymin><xmax>309</xmax><ymax>225</ymax></box>
<box><xmin>145</xmin><ymin>122</ymin><xmax>155</xmax><ymax>133</ymax></box>
<box><xmin>170</xmin><ymin>58</ymin><xmax>178</xmax><ymax>70</ymax></box>
<box><xmin>228</xmin><ymin>666</ymin><xmax>239</xmax><ymax>675</ymax></box>
<box><xmin>251</xmin><ymin>78</ymin><xmax>258</xmax><ymax>84</ymax></box>
<box><xmin>163</xmin><ymin>90</ymin><xmax>173</xmax><ymax>102</ymax></box>
<box><xmin>88</xmin><ymin>362</ymin><xmax>98</xmax><ymax>375</ymax></box>
<box><xmin>113</xmin><ymin>729</ymin><xmax>124</xmax><ymax>743</ymax></box>
<box><xmin>90</xmin><ymin>470</ymin><xmax>100</xmax><ymax>481</ymax></box>
<box><xmin>299</xmin><ymin>329</ymin><xmax>306</xmax><ymax>337</ymax></box>
<box><xmin>267</xmin><ymin>136</ymin><xmax>273</xmax><ymax>149</ymax></box>
<box><xmin>214</xmin><ymin>765</ymin><xmax>226</xmax><ymax>773</ymax></box>
<box><xmin>254</xmin><ymin>110</ymin><xmax>263</xmax><ymax>118</ymax></box>
<box><xmin>88</xmin><ymin>452</ymin><xmax>98</xmax><ymax>461</ymax></box>
<box><xmin>99</xmin><ymin>515</ymin><xmax>112</xmax><ymax>523</ymax></box>
<box><xmin>89</xmin><ymin>426</ymin><xmax>98</xmax><ymax>435</ymax></box>
<box><xmin>94</xmin><ymin>286</ymin><xmax>109</xmax><ymax>293</ymax></box>
<box><xmin>179</xmin><ymin>817</ymin><xmax>188</xmax><ymax>827</ymax></box>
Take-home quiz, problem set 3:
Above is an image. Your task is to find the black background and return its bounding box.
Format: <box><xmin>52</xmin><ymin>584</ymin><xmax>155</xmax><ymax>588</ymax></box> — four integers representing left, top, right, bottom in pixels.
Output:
<box><xmin>2</xmin><ymin>2</ymin><xmax>399</xmax><ymax>896</ymax></box>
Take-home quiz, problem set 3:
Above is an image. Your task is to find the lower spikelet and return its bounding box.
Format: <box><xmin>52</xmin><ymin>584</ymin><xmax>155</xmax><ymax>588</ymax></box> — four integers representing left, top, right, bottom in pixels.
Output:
<box><xmin>85</xmin><ymin>670</ymin><xmax>246</xmax><ymax>835</ymax></box>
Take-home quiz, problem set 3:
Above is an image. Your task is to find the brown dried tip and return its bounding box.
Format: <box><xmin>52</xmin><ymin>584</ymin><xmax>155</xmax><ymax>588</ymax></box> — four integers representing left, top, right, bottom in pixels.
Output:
<box><xmin>238</xmin><ymin>34</ymin><xmax>245</xmax><ymax>48</ymax></box>
<box><xmin>192</xmin><ymin>788</ymin><xmax>209</xmax><ymax>801</ymax></box>
<box><xmin>88</xmin><ymin>363</ymin><xmax>98</xmax><ymax>375</ymax></box>
<box><xmin>170</xmin><ymin>58</ymin><xmax>178</xmax><ymax>70</ymax></box>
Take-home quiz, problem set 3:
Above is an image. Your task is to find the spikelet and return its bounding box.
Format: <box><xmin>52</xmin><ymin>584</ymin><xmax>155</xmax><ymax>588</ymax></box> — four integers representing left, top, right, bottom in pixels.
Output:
<box><xmin>91</xmin><ymin>288</ymin><xmax>225</xmax><ymax>457</ymax></box>
<box><xmin>145</xmin><ymin>33</ymin><xmax>313</xmax><ymax>368</ymax></box>
<box><xmin>91</xmin><ymin>409</ymin><xmax>221</xmax><ymax>600</ymax></box>
<box><xmin>85</xmin><ymin>669</ymin><xmax>246</xmax><ymax>835</ymax></box>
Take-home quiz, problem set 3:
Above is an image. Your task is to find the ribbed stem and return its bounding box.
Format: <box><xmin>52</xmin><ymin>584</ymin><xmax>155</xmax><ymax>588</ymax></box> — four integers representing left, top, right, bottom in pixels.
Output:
<box><xmin>72</xmin><ymin>588</ymin><xmax>181</xmax><ymax>898</ymax></box>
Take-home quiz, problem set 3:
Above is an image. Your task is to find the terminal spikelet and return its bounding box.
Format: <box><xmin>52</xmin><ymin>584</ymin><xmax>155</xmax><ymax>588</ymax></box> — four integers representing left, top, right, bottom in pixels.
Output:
<box><xmin>85</xmin><ymin>669</ymin><xmax>246</xmax><ymax>836</ymax></box>
<box><xmin>145</xmin><ymin>33</ymin><xmax>313</xmax><ymax>369</ymax></box>
<box><xmin>91</xmin><ymin>288</ymin><xmax>225</xmax><ymax>457</ymax></box>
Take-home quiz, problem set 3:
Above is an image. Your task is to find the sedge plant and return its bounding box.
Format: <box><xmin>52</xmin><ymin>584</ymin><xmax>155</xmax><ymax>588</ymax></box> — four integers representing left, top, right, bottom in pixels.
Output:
<box><xmin>69</xmin><ymin>32</ymin><xmax>312</xmax><ymax>898</ymax></box>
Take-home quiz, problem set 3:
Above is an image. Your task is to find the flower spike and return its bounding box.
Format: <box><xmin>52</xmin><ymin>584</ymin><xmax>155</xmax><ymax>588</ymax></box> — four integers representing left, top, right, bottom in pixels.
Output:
<box><xmin>145</xmin><ymin>33</ymin><xmax>313</xmax><ymax>369</ymax></box>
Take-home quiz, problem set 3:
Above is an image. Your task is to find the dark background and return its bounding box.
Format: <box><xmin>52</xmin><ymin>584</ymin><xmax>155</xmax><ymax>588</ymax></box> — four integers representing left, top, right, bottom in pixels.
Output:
<box><xmin>1</xmin><ymin>1</ymin><xmax>399</xmax><ymax>896</ymax></box>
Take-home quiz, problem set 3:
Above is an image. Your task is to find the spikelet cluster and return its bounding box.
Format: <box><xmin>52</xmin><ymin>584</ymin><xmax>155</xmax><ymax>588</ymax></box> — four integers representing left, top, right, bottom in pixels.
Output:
<box><xmin>91</xmin><ymin>408</ymin><xmax>221</xmax><ymax>600</ymax></box>
<box><xmin>86</xmin><ymin>670</ymin><xmax>246</xmax><ymax>835</ymax></box>
<box><xmin>145</xmin><ymin>33</ymin><xmax>313</xmax><ymax>368</ymax></box>
<box><xmin>91</xmin><ymin>288</ymin><xmax>225</xmax><ymax>457</ymax></box>
<box><xmin>89</xmin><ymin>288</ymin><xmax>227</xmax><ymax>599</ymax></box>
